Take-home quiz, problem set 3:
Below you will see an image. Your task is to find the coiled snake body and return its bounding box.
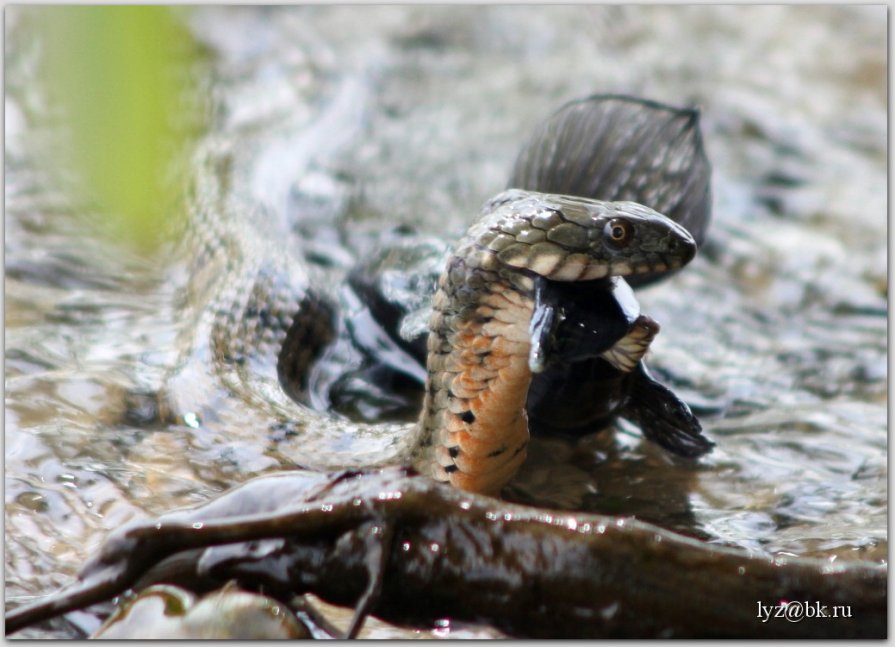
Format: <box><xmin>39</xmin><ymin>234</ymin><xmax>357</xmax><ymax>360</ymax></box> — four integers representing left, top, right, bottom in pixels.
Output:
<box><xmin>170</xmin><ymin>95</ymin><xmax>712</xmax><ymax>496</ymax></box>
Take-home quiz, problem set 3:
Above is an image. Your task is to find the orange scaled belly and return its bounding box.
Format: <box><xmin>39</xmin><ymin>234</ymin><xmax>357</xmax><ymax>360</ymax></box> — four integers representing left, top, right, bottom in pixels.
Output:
<box><xmin>437</xmin><ymin>312</ymin><xmax>532</xmax><ymax>496</ymax></box>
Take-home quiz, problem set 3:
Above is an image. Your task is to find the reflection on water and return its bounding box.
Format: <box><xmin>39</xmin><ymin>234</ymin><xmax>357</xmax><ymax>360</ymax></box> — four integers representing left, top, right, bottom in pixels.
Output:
<box><xmin>5</xmin><ymin>5</ymin><xmax>887</xmax><ymax>638</ymax></box>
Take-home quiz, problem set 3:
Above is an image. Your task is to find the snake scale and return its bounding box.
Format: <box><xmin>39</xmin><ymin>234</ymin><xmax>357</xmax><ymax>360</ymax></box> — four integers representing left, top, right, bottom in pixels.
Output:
<box><xmin>164</xmin><ymin>95</ymin><xmax>707</xmax><ymax>496</ymax></box>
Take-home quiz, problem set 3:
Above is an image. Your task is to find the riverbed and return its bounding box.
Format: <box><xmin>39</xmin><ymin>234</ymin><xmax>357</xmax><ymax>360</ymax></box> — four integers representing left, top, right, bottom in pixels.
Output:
<box><xmin>5</xmin><ymin>5</ymin><xmax>887</xmax><ymax>638</ymax></box>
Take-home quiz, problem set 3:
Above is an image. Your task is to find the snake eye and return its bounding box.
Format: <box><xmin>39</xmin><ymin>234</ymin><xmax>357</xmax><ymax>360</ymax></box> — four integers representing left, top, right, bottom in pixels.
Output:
<box><xmin>603</xmin><ymin>218</ymin><xmax>632</xmax><ymax>248</ymax></box>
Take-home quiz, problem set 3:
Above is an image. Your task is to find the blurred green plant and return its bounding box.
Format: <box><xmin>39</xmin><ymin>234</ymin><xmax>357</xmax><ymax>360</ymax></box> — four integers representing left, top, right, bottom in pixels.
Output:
<box><xmin>39</xmin><ymin>6</ymin><xmax>202</xmax><ymax>257</ymax></box>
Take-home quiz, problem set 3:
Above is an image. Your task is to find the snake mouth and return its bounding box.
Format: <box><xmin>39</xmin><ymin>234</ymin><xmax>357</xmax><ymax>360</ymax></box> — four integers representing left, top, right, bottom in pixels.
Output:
<box><xmin>549</xmin><ymin>251</ymin><xmax>692</xmax><ymax>282</ymax></box>
<box><xmin>609</xmin><ymin>256</ymin><xmax>685</xmax><ymax>277</ymax></box>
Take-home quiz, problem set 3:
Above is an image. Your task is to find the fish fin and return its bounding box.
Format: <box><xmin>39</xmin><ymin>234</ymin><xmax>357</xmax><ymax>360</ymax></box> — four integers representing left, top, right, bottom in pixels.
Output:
<box><xmin>623</xmin><ymin>362</ymin><xmax>713</xmax><ymax>458</ymax></box>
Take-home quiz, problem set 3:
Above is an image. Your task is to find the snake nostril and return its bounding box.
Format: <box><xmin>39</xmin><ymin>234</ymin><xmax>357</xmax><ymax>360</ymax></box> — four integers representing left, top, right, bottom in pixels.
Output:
<box><xmin>664</xmin><ymin>234</ymin><xmax>696</xmax><ymax>264</ymax></box>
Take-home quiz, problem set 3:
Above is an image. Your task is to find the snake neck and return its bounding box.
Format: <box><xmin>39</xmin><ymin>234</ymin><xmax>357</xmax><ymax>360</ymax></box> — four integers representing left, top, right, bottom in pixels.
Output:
<box><xmin>413</xmin><ymin>244</ymin><xmax>535</xmax><ymax>496</ymax></box>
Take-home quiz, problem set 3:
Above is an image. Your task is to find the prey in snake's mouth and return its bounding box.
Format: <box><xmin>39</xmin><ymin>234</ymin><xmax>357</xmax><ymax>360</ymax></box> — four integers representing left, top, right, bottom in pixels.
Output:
<box><xmin>526</xmin><ymin>274</ymin><xmax>712</xmax><ymax>460</ymax></box>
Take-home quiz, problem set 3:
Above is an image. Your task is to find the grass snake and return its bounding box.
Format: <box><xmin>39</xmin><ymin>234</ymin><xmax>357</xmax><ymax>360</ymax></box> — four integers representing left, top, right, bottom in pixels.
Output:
<box><xmin>164</xmin><ymin>95</ymin><xmax>712</xmax><ymax>496</ymax></box>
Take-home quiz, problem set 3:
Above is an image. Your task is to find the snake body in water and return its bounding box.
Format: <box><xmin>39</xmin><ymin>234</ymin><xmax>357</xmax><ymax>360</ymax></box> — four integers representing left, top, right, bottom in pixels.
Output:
<box><xmin>165</xmin><ymin>95</ymin><xmax>712</xmax><ymax>497</ymax></box>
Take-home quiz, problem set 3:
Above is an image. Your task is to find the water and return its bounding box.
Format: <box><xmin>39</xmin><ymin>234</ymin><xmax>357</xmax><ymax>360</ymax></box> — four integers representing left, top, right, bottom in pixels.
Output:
<box><xmin>5</xmin><ymin>5</ymin><xmax>886</xmax><ymax>638</ymax></box>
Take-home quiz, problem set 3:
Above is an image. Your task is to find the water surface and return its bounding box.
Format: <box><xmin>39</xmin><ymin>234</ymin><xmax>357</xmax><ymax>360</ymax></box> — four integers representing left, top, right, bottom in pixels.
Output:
<box><xmin>5</xmin><ymin>5</ymin><xmax>887</xmax><ymax>638</ymax></box>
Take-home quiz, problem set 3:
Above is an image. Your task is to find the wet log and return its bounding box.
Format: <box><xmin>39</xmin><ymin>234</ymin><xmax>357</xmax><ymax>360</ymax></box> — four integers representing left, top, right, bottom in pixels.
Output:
<box><xmin>5</xmin><ymin>467</ymin><xmax>886</xmax><ymax>638</ymax></box>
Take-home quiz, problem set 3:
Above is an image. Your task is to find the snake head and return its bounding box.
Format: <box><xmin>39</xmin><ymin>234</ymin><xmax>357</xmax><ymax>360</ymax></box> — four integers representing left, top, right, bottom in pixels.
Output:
<box><xmin>581</xmin><ymin>198</ymin><xmax>697</xmax><ymax>276</ymax></box>
<box><xmin>481</xmin><ymin>190</ymin><xmax>697</xmax><ymax>282</ymax></box>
